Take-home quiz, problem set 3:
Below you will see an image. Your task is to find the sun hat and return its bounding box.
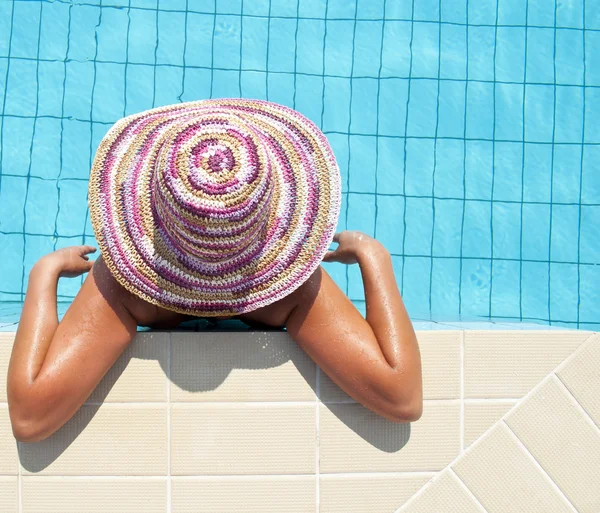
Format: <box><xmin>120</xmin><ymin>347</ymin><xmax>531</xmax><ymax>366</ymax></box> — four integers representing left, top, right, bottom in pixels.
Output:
<box><xmin>88</xmin><ymin>98</ymin><xmax>342</xmax><ymax>316</ymax></box>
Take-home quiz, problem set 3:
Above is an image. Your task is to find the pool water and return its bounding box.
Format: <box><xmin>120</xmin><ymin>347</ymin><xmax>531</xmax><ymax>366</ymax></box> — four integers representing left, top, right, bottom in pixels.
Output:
<box><xmin>0</xmin><ymin>0</ymin><xmax>598</xmax><ymax>329</ymax></box>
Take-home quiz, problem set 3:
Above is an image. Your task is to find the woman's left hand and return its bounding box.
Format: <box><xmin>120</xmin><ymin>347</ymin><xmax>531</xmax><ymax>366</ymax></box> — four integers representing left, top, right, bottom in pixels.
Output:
<box><xmin>36</xmin><ymin>245</ymin><xmax>97</xmax><ymax>278</ymax></box>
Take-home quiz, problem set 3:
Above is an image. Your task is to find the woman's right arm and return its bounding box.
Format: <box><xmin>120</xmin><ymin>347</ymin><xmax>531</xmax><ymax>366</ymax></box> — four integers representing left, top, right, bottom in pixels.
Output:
<box><xmin>285</xmin><ymin>232</ymin><xmax>423</xmax><ymax>423</ymax></box>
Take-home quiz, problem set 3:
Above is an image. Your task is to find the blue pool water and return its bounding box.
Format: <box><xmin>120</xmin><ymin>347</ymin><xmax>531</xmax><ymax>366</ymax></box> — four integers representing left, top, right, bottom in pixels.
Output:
<box><xmin>0</xmin><ymin>0</ymin><xmax>599</xmax><ymax>329</ymax></box>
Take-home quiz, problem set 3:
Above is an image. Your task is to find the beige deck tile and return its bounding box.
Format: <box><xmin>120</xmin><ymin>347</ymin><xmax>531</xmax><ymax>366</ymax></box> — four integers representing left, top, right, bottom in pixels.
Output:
<box><xmin>22</xmin><ymin>477</ymin><xmax>167</xmax><ymax>513</ymax></box>
<box><xmin>452</xmin><ymin>422</ymin><xmax>574</xmax><ymax>513</ymax></box>
<box><xmin>0</xmin><ymin>476</ymin><xmax>18</xmax><ymax>513</ymax></box>
<box><xmin>320</xmin><ymin>474</ymin><xmax>433</xmax><ymax>513</ymax></box>
<box><xmin>171</xmin><ymin>477</ymin><xmax>315</xmax><ymax>513</ymax></box>
<box><xmin>464</xmin><ymin>401</ymin><xmax>517</xmax><ymax>447</ymax></box>
<box><xmin>170</xmin><ymin>332</ymin><xmax>317</xmax><ymax>401</ymax></box>
<box><xmin>464</xmin><ymin>331</ymin><xmax>591</xmax><ymax>398</ymax></box>
<box><xmin>400</xmin><ymin>470</ymin><xmax>486</xmax><ymax>513</ymax></box>
<box><xmin>320</xmin><ymin>402</ymin><xmax>460</xmax><ymax>473</ymax></box>
<box><xmin>505</xmin><ymin>375</ymin><xmax>600</xmax><ymax>513</ymax></box>
<box><xmin>171</xmin><ymin>404</ymin><xmax>315</xmax><ymax>475</ymax></box>
<box><xmin>0</xmin><ymin>405</ymin><xmax>18</xmax><ymax>474</ymax></box>
<box><xmin>20</xmin><ymin>405</ymin><xmax>167</xmax><ymax>475</ymax></box>
<box><xmin>320</xmin><ymin>331</ymin><xmax>461</xmax><ymax>402</ymax></box>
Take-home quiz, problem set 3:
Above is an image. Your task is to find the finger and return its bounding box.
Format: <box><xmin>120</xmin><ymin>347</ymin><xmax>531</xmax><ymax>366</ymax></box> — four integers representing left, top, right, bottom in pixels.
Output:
<box><xmin>80</xmin><ymin>245</ymin><xmax>97</xmax><ymax>255</ymax></box>
<box><xmin>332</xmin><ymin>232</ymin><xmax>341</xmax><ymax>243</ymax></box>
<box><xmin>82</xmin><ymin>255</ymin><xmax>89</xmax><ymax>261</ymax></box>
<box><xmin>322</xmin><ymin>250</ymin><xmax>337</xmax><ymax>262</ymax></box>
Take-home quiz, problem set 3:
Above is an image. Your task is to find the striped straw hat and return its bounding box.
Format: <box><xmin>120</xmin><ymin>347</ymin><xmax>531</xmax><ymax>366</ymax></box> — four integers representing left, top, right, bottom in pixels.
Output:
<box><xmin>88</xmin><ymin>99</ymin><xmax>342</xmax><ymax>316</ymax></box>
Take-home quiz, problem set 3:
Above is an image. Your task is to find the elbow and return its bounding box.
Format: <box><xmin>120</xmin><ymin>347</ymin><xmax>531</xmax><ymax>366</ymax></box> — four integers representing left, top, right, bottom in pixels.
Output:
<box><xmin>11</xmin><ymin>418</ymin><xmax>46</xmax><ymax>443</ymax></box>
<box><xmin>388</xmin><ymin>388</ymin><xmax>423</xmax><ymax>423</ymax></box>
<box><xmin>8</xmin><ymin>391</ymin><xmax>49</xmax><ymax>443</ymax></box>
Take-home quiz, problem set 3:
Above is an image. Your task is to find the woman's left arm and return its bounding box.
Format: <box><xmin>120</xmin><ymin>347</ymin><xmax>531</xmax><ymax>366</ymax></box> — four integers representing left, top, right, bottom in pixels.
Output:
<box><xmin>7</xmin><ymin>247</ymin><xmax>137</xmax><ymax>442</ymax></box>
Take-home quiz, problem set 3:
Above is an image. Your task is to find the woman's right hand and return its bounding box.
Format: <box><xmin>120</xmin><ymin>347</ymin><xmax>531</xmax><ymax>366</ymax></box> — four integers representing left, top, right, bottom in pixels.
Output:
<box><xmin>323</xmin><ymin>230</ymin><xmax>386</xmax><ymax>265</ymax></box>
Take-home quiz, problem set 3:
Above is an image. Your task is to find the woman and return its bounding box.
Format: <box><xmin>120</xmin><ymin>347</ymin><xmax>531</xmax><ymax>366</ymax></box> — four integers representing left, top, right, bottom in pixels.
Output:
<box><xmin>7</xmin><ymin>99</ymin><xmax>422</xmax><ymax>442</ymax></box>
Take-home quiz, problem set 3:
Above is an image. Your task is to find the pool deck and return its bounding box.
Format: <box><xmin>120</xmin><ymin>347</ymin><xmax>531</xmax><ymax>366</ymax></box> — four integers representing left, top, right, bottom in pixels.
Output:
<box><xmin>0</xmin><ymin>328</ymin><xmax>598</xmax><ymax>512</ymax></box>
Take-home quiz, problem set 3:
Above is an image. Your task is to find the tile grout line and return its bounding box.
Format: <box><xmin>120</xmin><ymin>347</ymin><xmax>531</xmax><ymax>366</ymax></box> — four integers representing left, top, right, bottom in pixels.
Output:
<box><xmin>316</xmin><ymin>365</ymin><xmax>320</xmax><ymax>513</ymax></box>
<box><xmin>448</xmin><ymin>467</ymin><xmax>489</xmax><ymax>512</ymax></box>
<box><xmin>460</xmin><ymin>330</ymin><xmax>465</xmax><ymax>453</ymax></box>
<box><xmin>80</xmin><ymin>399</ymin><xmax>464</xmax><ymax>406</ymax></box>
<box><xmin>554</xmin><ymin>371</ymin><xmax>600</xmax><ymax>433</ymax></box>
<box><xmin>167</xmin><ymin>333</ymin><xmax>172</xmax><ymax>513</ymax></box>
<box><xmin>502</xmin><ymin>420</ymin><xmax>579</xmax><ymax>513</ymax></box>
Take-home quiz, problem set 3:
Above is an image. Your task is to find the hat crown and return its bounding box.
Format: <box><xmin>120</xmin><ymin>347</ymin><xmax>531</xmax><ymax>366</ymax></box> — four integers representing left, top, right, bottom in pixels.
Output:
<box><xmin>152</xmin><ymin>112</ymin><xmax>276</xmax><ymax>263</ymax></box>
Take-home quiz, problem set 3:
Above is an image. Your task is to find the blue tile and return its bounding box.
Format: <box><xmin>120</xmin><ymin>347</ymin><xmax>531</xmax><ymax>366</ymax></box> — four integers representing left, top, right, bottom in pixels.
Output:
<box><xmin>69</xmin><ymin>5</ymin><xmax>101</xmax><ymax>61</ymax></box>
<box><xmin>378</xmin><ymin>78</ymin><xmax>408</xmax><ymax>136</ymax></box>
<box><xmin>375</xmin><ymin>195</ymin><xmax>404</xmax><ymax>254</ymax></box>
<box><xmin>213</xmin><ymin>69</ymin><xmax>241</xmax><ymax>99</ymax></box>
<box><xmin>1</xmin><ymin>117</ymin><xmax>34</xmax><ymax>176</ymax></box>
<box><xmin>411</xmin><ymin>22</ymin><xmax>440</xmax><ymax>79</ymax></box>
<box><xmin>240</xmin><ymin>16</ymin><xmax>268</xmax><ymax>71</ymax></box>
<box><xmin>438</xmin><ymin>80</ymin><xmax>466</xmax><ymax>138</ymax></box>
<box><xmin>37</xmin><ymin>61</ymin><xmax>65</xmax><ymax>118</ymax></box>
<box><xmin>0</xmin><ymin>176</ymin><xmax>27</xmax><ymax>233</ymax></box>
<box><xmin>528</xmin><ymin>1</ymin><xmax>555</xmax><ymax>27</ymax></box>
<box><xmin>586</xmin><ymin>1</ymin><xmax>600</xmax><ymax>29</ymax></box>
<box><xmin>0</xmin><ymin>3</ymin><xmax>13</xmax><ymax>57</ymax></box>
<box><xmin>381</xmin><ymin>21</ymin><xmax>412</xmax><ymax>77</ymax></box>
<box><xmin>585</xmin><ymin>31</ymin><xmax>600</xmax><ymax>86</ymax></box>
<box><xmin>39</xmin><ymin>1</ymin><xmax>70</xmax><ymax>60</ymax></box>
<box><xmin>405</xmin><ymin>138</ymin><xmax>434</xmax><ymax>196</ymax></box>
<box><xmin>521</xmin><ymin>203</ymin><xmax>550</xmax><ymax>261</ymax></box>
<box><xmin>25</xmin><ymin>178</ymin><xmax>59</xmax><ymax>236</ymax></box>
<box><xmin>492</xmin><ymin>202</ymin><xmax>521</xmax><ymax>259</ymax></box>
<box><xmin>292</xmin><ymin>74</ymin><xmax>324</xmax><ymax>128</ymax></box>
<box><xmin>267</xmin><ymin>18</ymin><xmax>296</xmax><ymax>73</ymax></box>
<box><xmin>441</xmin><ymin>0</ymin><xmax>466</xmax><ymax>23</ymax></box>
<box><xmin>556</xmin><ymin>29</ymin><xmax>584</xmax><ymax>85</ymax></box>
<box><xmin>491</xmin><ymin>260</ymin><xmax>521</xmax><ymax>318</ymax></box>
<box><xmin>56</xmin><ymin>180</ymin><xmax>89</xmax><ymax>237</ymax></box>
<box><xmin>0</xmin><ymin>234</ymin><xmax>24</xmax><ymax>294</ymax></box>
<box><xmin>322</xmin><ymin>77</ymin><xmax>350</xmax><ymax>132</ymax></box>
<box><xmin>462</xmin><ymin>201</ymin><xmax>492</xmax><ymax>258</ymax></box>
<box><xmin>467</xmin><ymin>27</ymin><xmax>495</xmax><ymax>81</ymax></box>
<box><xmin>295</xmin><ymin>19</ymin><xmax>325</xmax><ymax>75</ymax></box>
<box><xmin>459</xmin><ymin>258</ymin><xmax>491</xmax><ymax>318</ymax></box>
<box><xmin>493</xmin><ymin>142</ymin><xmax>522</xmax><ymax>202</ymax></box>
<box><xmin>30</xmin><ymin>118</ymin><xmax>62</xmax><ymax>180</ymax></box>
<box><xmin>466</xmin><ymin>81</ymin><xmax>494</xmax><ymax>140</ymax></box>
<box><xmin>269</xmin><ymin>0</ymin><xmax>298</xmax><ymax>17</ymax></box>
<box><xmin>552</xmin><ymin>144</ymin><xmax>582</xmax><ymax>203</ymax></box>
<box><xmin>153</xmin><ymin>65</ymin><xmax>183</xmax><ymax>105</ymax></box>
<box><xmin>347</xmin><ymin>193</ymin><xmax>375</xmax><ymax>236</ymax></box>
<box><xmin>557</xmin><ymin>0</ymin><xmax>583</xmax><ymax>28</ymax></box>
<box><xmin>357</xmin><ymin>0</ymin><xmax>384</xmax><ymax>20</ymax></box>
<box><xmin>407</xmin><ymin>79</ymin><xmax>438</xmax><ymax>137</ymax></box>
<box><xmin>579</xmin><ymin>265</ymin><xmax>600</xmax><ymax>324</ymax></box>
<box><xmin>498</xmin><ymin>0</ymin><xmax>526</xmax><ymax>24</ymax></box>
<box><xmin>432</xmin><ymin>199</ymin><xmax>463</xmax><ymax>257</ymax></box>
<box><xmin>376</xmin><ymin>137</ymin><xmax>405</xmax><ymax>195</ymax></box>
<box><xmin>4</xmin><ymin>58</ymin><xmax>38</xmax><ymax>117</ymax></box>
<box><xmin>240</xmin><ymin>71</ymin><xmax>267</xmax><ymax>101</ymax></box>
<box><xmin>327</xmin><ymin>0</ymin><xmax>357</xmax><ymax>19</ymax></box>
<box><xmin>469</xmin><ymin>0</ymin><xmax>497</xmax><ymax>24</ymax></box>
<box><xmin>385</xmin><ymin>0</ymin><xmax>413</xmax><ymax>19</ymax></box>
<box><xmin>580</xmin><ymin>206</ymin><xmax>600</xmax><ymax>264</ymax></box>
<box><xmin>465</xmin><ymin>140</ymin><xmax>493</xmax><ymax>200</ymax></box>
<box><xmin>324</xmin><ymin>20</ymin><xmax>354</xmax><ymax>76</ymax></box>
<box><xmin>584</xmin><ymin>87</ymin><xmax>600</xmax><ymax>143</ymax></box>
<box><xmin>523</xmin><ymin>143</ymin><xmax>552</xmax><ymax>202</ymax></box>
<box><xmin>353</xmin><ymin>21</ymin><xmax>383</xmax><ymax>77</ymax></box>
<box><xmin>526</xmin><ymin>28</ymin><xmax>555</xmax><ymax>84</ymax></box>
<box><xmin>555</xmin><ymin>86</ymin><xmax>583</xmax><ymax>143</ymax></box>
<box><xmin>125</xmin><ymin>64</ymin><xmax>157</xmax><ymax>113</ymax></box>
<box><xmin>129</xmin><ymin>8</ymin><xmax>158</xmax><ymax>65</ymax></box>
<box><xmin>217</xmin><ymin>0</ymin><xmax>242</xmax><ymax>14</ymax></box>
<box><xmin>495</xmin><ymin>27</ymin><xmax>525</xmax><ymax>82</ymax></box>
<box><xmin>431</xmin><ymin>258</ymin><xmax>460</xmax><ymax>319</ymax></box>
<box><xmin>434</xmin><ymin>139</ymin><xmax>465</xmax><ymax>199</ymax></box>
<box><xmin>327</xmin><ymin>133</ymin><xmax>348</xmax><ymax>191</ymax></box>
<box><xmin>22</xmin><ymin>234</ymin><xmax>55</xmax><ymax>283</ymax></box>
<box><xmin>414</xmin><ymin>0</ymin><xmax>439</xmax><ymax>21</ymax></box>
<box><xmin>298</xmin><ymin>0</ymin><xmax>327</xmax><ymax>18</ymax></box>
<box><xmin>495</xmin><ymin>83</ymin><xmax>523</xmax><ymax>141</ymax></box>
<box><xmin>156</xmin><ymin>10</ymin><xmax>186</xmax><ymax>65</ymax></box>
<box><xmin>10</xmin><ymin>1</ymin><xmax>41</xmax><ymax>59</ymax></box>
<box><xmin>61</xmin><ymin>120</ymin><xmax>92</xmax><ymax>179</ymax></box>
<box><xmin>402</xmin><ymin>256</ymin><xmax>431</xmax><ymax>318</ymax></box>
<box><xmin>348</xmin><ymin>135</ymin><xmax>376</xmax><ymax>193</ymax></box>
<box><xmin>550</xmin><ymin>204</ymin><xmax>580</xmax><ymax>263</ymax></box>
<box><xmin>213</xmin><ymin>14</ymin><xmax>242</xmax><ymax>69</ymax></box>
<box><xmin>524</xmin><ymin>84</ymin><xmax>554</xmax><ymax>143</ymax></box>
<box><xmin>92</xmin><ymin>63</ymin><xmax>126</xmax><ymax>122</ymax></box>
<box><xmin>64</xmin><ymin>61</ymin><xmax>95</xmax><ymax>120</ymax></box>
<box><xmin>440</xmin><ymin>24</ymin><xmax>467</xmax><ymax>80</ymax></box>
<box><xmin>521</xmin><ymin>261</ymin><xmax>549</xmax><ymax>319</ymax></box>
<box><xmin>404</xmin><ymin>197</ymin><xmax>433</xmax><ymax>255</ymax></box>
<box><xmin>266</xmin><ymin>73</ymin><xmax>295</xmax><ymax>107</ymax></box>
<box><xmin>582</xmin><ymin>145</ymin><xmax>600</xmax><ymax>204</ymax></box>
<box><xmin>0</xmin><ymin>59</ymin><xmax>7</xmax><ymax>101</ymax></box>
<box><xmin>96</xmin><ymin>6</ymin><xmax>129</xmax><ymax>62</ymax></box>
<box><xmin>350</xmin><ymin>78</ymin><xmax>378</xmax><ymax>134</ymax></box>
<box><xmin>549</xmin><ymin>263</ymin><xmax>578</xmax><ymax>322</ymax></box>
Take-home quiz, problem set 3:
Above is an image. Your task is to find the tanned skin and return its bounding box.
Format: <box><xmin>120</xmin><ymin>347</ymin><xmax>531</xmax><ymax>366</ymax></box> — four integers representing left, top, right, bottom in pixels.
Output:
<box><xmin>7</xmin><ymin>230</ymin><xmax>422</xmax><ymax>442</ymax></box>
